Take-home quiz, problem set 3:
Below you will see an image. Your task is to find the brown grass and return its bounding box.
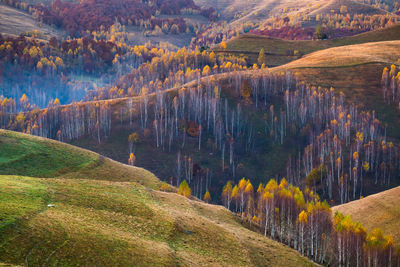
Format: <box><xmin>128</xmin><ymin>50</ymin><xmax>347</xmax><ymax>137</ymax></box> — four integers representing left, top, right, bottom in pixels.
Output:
<box><xmin>332</xmin><ymin>186</ymin><xmax>400</xmax><ymax>244</ymax></box>
<box><xmin>0</xmin><ymin>4</ymin><xmax>64</xmax><ymax>40</ymax></box>
<box><xmin>279</xmin><ymin>40</ymin><xmax>400</xmax><ymax>68</ymax></box>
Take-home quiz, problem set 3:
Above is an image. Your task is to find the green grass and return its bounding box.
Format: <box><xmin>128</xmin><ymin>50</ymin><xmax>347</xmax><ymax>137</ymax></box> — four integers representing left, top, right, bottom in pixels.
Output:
<box><xmin>0</xmin><ymin>131</ymin><xmax>94</xmax><ymax>177</ymax></box>
<box><xmin>0</xmin><ymin>130</ymin><xmax>313</xmax><ymax>266</ymax></box>
<box><xmin>0</xmin><ymin>176</ymin><xmax>47</xmax><ymax>229</ymax></box>
<box><xmin>0</xmin><ymin>130</ymin><xmax>160</xmax><ymax>188</ymax></box>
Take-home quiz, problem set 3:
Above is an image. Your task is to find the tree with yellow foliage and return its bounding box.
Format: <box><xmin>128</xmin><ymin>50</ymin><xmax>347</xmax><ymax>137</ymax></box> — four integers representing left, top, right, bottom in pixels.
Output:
<box><xmin>220</xmin><ymin>41</ymin><xmax>227</xmax><ymax>50</ymax></box>
<box><xmin>178</xmin><ymin>180</ymin><xmax>191</xmax><ymax>198</ymax></box>
<box><xmin>298</xmin><ymin>210</ymin><xmax>308</xmax><ymax>255</ymax></box>
<box><xmin>257</xmin><ymin>48</ymin><xmax>266</xmax><ymax>67</ymax></box>
<box><xmin>128</xmin><ymin>152</ymin><xmax>136</xmax><ymax>166</ymax></box>
<box><xmin>203</xmin><ymin>190</ymin><xmax>211</xmax><ymax>203</ymax></box>
<box><xmin>222</xmin><ymin>181</ymin><xmax>233</xmax><ymax>210</ymax></box>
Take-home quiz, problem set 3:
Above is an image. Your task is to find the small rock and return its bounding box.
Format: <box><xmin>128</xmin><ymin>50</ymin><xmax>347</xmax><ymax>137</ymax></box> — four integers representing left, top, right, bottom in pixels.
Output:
<box><xmin>47</xmin><ymin>204</ymin><xmax>56</xmax><ymax>207</ymax></box>
<box><xmin>184</xmin><ymin>230</ymin><xmax>193</xmax><ymax>235</ymax></box>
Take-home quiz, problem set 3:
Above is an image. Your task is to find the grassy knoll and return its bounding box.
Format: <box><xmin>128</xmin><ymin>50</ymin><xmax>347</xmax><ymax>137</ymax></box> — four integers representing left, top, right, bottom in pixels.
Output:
<box><xmin>0</xmin><ymin>130</ymin><xmax>314</xmax><ymax>266</ymax></box>
<box><xmin>0</xmin><ymin>129</ymin><xmax>160</xmax><ymax>188</ymax></box>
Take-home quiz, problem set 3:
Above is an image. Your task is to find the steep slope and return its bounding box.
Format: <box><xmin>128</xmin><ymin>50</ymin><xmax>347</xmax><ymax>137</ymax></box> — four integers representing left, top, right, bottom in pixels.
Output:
<box><xmin>332</xmin><ymin>186</ymin><xmax>400</xmax><ymax>244</ymax></box>
<box><xmin>0</xmin><ymin>130</ymin><xmax>314</xmax><ymax>266</ymax></box>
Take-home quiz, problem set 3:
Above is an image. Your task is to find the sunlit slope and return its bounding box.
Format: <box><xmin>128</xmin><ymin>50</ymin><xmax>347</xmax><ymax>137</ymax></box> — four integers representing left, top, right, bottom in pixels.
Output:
<box><xmin>0</xmin><ymin>129</ymin><xmax>160</xmax><ymax>188</ymax></box>
<box><xmin>0</xmin><ymin>130</ymin><xmax>314</xmax><ymax>266</ymax></box>
<box><xmin>308</xmin><ymin>0</ymin><xmax>387</xmax><ymax>16</ymax></box>
<box><xmin>281</xmin><ymin>40</ymin><xmax>400</xmax><ymax>68</ymax></box>
<box><xmin>332</xmin><ymin>186</ymin><xmax>400</xmax><ymax>244</ymax></box>
<box><xmin>268</xmin><ymin>40</ymin><xmax>400</xmax><ymax>140</ymax></box>
<box><xmin>223</xmin><ymin>24</ymin><xmax>400</xmax><ymax>66</ymax></box>
<box><xmin>0</xmin><ymin>4</ymin><xmax>64</xmax><ymax>40</ymax></box>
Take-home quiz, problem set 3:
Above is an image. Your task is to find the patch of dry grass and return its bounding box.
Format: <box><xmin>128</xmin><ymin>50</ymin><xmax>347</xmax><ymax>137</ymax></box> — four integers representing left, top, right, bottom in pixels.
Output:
<box><xmin>0</xmin><ymin>4</ymin><xmax>64</xmax><ymax>40</ymax></box>
<box><xmin>280</xmin><ymin>40</ymin><xmax>400</xmax><ymax>68</ymax></box>
<box><xmin>332</xmin><ymin>186</ymin><xmax>400</xmax><ymax>244</ymax></box>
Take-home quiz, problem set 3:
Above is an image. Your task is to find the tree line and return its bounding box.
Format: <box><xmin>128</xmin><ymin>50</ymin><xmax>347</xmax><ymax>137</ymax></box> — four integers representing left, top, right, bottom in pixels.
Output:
<box><xmin>218</xmin><ymin>177</ymin><xmax>400</xmax><ymax>266</ymax></box>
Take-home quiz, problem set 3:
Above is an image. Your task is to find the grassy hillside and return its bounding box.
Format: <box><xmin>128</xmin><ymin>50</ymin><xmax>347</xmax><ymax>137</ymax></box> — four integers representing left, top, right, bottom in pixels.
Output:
<box><xmin>220</xmin><ymin>24</ymin><xmax>400</xmax><ymax>66</ymax></box>
<box><xmin>332</xmin><ymin>186</ymin><xmax>400</xmax><ymax>244</ymax></box>
<box><xmin>0</xmin><ymin>129</ymin><xmax>160</xmax><ymax>188</ymax></box>
<box><xmin>271</xmin><ymin>40</ymin><xmax>400</xmax><ymax>138</ymax></box>
<box><xmin>0</xmin><ymin>130</ymin><xmax>314</xmax><ymax>266</ymax></box>
<box><xmin>281</xmin><ymin>40</ymin><xmax>400</xmax><ymax>68</ymax></box>
<box><xmin>0</xmin><ymin>4</ymin><xmax>64</xmax><ymax>40</ymax></box>
<box><xmin>308</xmin><ymin>0</ymin><xmax>387</xmax><ymax>16</ymax></box>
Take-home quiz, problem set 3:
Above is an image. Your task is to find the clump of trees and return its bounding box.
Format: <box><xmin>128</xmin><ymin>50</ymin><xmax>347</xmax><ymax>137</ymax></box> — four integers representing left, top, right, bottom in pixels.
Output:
<box><xmin>382</xmin><ymin>64</ymin><xmax>400</xmax><ymax>105</ymax></box>
<box><xmin>221</xmin><ymin>178</ymin><xmax>400</xmax><ymax>265</ymax></box>
<box><xmin>177</xmin><ymin>180</ymin><xmax>191</xmax><ymax>197</ymax></box>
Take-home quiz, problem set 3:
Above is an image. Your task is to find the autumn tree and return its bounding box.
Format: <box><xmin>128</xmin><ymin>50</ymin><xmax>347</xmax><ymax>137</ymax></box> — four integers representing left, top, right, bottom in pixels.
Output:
<box><xmin>128</xmin><ymin>132</ymin><xmax>139</xmax><ymax>153</ymax></box>
<box><xmin>178</xmin><ymin>180</ymin><xmax>191</xmax><ymax>197</ymax></box>
<box><xmin>128</xmin><ymin>152</ymin><xmax>136</xmax><ymax>166</ymax></box>
<box><xmin>222</xmin><ymin>181</ymin><xmax>233</xmax><ymax>210</ymax></box>
<box><xmin>257</xmin><ymin>48</ymin><xmax>266</xmax><ymax>67</ymax></box>
<box><xmin>203</xmin><ymin>190</ymin><xmax>211</xmax><ymax>203</ymax></box>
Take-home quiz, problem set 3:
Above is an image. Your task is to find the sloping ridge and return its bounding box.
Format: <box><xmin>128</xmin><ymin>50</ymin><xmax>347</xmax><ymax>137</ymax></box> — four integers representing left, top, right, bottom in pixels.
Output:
<box><xmin>308</xmin><ymin>0</ymin><xmax>388</xmax><ymax>16</ymax></box>
<box><xmin>332</xmin><ymin>186</ymin><xmax>400</xmax><ymax>244</ymax></box>
<box><xmin>278</xmin><ymin>40</ymin><xmax>400</xmax><ymax>69</ymax></box>
<box><xmin>0</xmin><ymin>130</ymin><xmax>314</xmax><ymax>266</ymax></box>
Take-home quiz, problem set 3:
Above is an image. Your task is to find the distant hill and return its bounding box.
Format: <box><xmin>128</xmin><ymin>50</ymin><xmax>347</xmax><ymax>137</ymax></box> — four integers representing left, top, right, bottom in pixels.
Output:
<box><xmin>271</xmin><ymin>40</ymin><xmax>400</xmax><ymax>138</ymax></box>
<box><xmin>0</xmin><ymin>4</ymin><xmax>64</xmax><ymax>40</ymax></box>
<box><xmin>308</xmin><ymin>0</ymin><xmax>388</xmax><ymax>16</ymax></box>
<box><xmin>332</xmin><ymin>186</ymin><xmax>400</xmax><ymax>244</ymax></box>
<box><xmin>0</xmin><ymin>130</ymin><xmax>313</xmax><ymax>266</ymax></box>
<box><xmin>222</xmin><ymin>23</ymin><xmax>400</xmax><ymax>66</ymax></box>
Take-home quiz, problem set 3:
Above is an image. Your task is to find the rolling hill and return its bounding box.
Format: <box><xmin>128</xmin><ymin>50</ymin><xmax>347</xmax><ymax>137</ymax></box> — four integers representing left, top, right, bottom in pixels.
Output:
<box><xmin>280</xmin><ymin>40</ymin><xmax>400</xmax><ymax>68</ymax></box>
<box><xmin>308</xmin><ymin>0</ymin><xmax>388</xmax><ymax>16</ymax></box>
<box><xmin>220</xmin><ymin>23</ymin><xmax>400</xmax><ymax>66</ymax></box>
<box><xmin>0</xmin><ymin>4</ymin><xmax>64</xmax><ymax>40</ymax></box>
<box><xmin>0</xmin><ymin>130</ymin><xmax>314</xmax><ymax>266</ymax></box>
<box><xmin>332</xmin><ymin>186</ymin><xmax>400</xmax><ymax>244</ymax></box>
<box><xmin>271</xmin><ymin>40</ymin><xmax>400</xmax><ymax>138</ymax></box>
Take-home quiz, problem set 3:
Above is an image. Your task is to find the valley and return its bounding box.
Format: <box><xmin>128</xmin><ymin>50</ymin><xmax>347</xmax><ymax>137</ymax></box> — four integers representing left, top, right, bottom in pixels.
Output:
<box><xmin>0</xmin><ymin>0</ymin><xmax>400</xmax><ymax>265</ymax></box>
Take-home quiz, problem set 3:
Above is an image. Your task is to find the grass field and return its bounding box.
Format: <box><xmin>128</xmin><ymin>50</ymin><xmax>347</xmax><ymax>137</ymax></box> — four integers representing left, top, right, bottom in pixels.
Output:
<box><xmin>0</xmin><ymin>130</ymin><xmax>314</xmax><ymax>266</ymax></box>
<box><xmin>332</xmin><ymin>186</ymin><xmax>400</xmax><ymax>244</ymax></box>
<box><xmin>0</xmin><ymin>4</ymin><xmax>64</xmax><ymax>40</ymax></box>
<box><xmin>219</xmin><ymin>24</ymin><xmax>400</xmax><ymax>66</ymax></box>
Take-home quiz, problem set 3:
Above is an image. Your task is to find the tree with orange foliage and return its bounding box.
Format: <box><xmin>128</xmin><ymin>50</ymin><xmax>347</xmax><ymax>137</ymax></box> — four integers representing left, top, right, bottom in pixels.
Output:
<box><xmin>203</xmin><ymin>190</ymin><xmax>211</xmax><ymax>203</ymax></box>
<box><xmin>128</xmin><ymin>152</ymin><xmax>136</xmax><ymax>166</ymax></box>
